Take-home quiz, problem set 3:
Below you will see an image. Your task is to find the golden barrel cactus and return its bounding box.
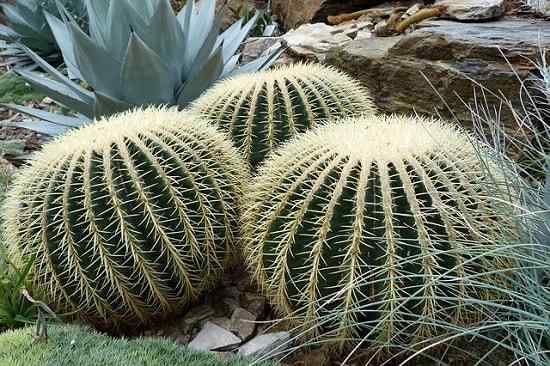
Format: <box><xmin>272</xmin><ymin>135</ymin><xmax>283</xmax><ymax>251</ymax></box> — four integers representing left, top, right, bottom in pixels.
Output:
<box><xmin>3</xmin><ymin>107</ymin><xmax>247</xmax><ymax>328</ymax></box>
<box><xmin>244</xmin><ymin>115</ymin><xmax>516</xmax><ymax>347</ymax></box>
<box><xmin>190</xmin><ymin>63</ymin><xmax>377</xmax><ymax>167</ymax></box>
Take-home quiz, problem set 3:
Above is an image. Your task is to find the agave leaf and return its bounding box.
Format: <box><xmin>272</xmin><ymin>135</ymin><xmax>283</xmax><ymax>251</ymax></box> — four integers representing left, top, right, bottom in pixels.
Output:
<box><xmin>105</xmin><ymin>0</ymin><xmax>145</xmax><ymax>62</ymax></box>
<box><xmin>0</xmin><ymin>24</ymin><xmax>18</xmax><ymax>41</ymax></box>
<box><xmin>67</xmin><ymin>22</ymin><xmax>123</xmax><ymax>97</ymax></box>
<box><xmin>222</xmin><ymin>54</ymin><xmax>240</xmax><ymax>77</ymax></box>
<box><xmin>16</xmin><ymin>69</ymin><xmax>94</xmax><ymax>118</ymax></box>
<box><xmin>94</xmin><ymin>91</ymin><xmax>133</xmax><ymax>119</ymax></box>
<box><xmin>129</xmin><ymin>0</ymin><xmax>157</xmax><ymax>18</ymax></box>
<box><xmin>230</xmin><ymin>45</ymin><xmax>284</xmax><ymax>76</ymax></box>
<box><xmin>4</xmin><ymin>119</ymin><xmax>71</xmax><ymax>136</ymax></box>
<box><xmin>177</xmin><ymin>46</ymin><xmax>224</xmax><ymax>107</ymax></box>
<box><xmin>1</xmin><ymin>103</ymin><xmax>86</xmax><ymax>128</ymax></box>
<box><xmin>84</xmin><ymin>0</ymin><xmax>109</xmax><ymax>48</ymax></box>
<box><xmin>15</xmin><ymin>0</ymin><xmax>38</xmax><ymax>11</ymax></box>
<box><xmin>2</xmin><ymin>6</ymin><xmax>38</xmax><ymax>37</ymax></box>
<box><xmin>187</xmin><ymin>13</ymin><xmax>224</xmax><ymax>78</ymax></box>
<box><xmin>44</xmin><ymin>11</ymin><xmax>81</xmax><ymax>80</ymax></box>
<box><xmin>141</xmin><ymin>0</ymin><xmax>185</xmax><ymax>76</ymax></box>
<box><xmin>180</xmin><ymin>0</ymin><xmax>218</xmax><ymax>75</ymax></box>
<box><xmin>121</xmin><ymin>33</ymin><xmax>175</xmax><ymax>105</ymax></box>
<box><xmin>191</xmin><ymin>0</ymin><xmax>217</xmax><ymax>47</ymax></box>
<box><xmin>219</xmin><ymin>13</ymin><xmax>259</xmax><ymax>63</ymax></box>
<box><xmin>19</xmin><ymin>45</ymin><xmax>94</xmax><ymax>106</ymax></box>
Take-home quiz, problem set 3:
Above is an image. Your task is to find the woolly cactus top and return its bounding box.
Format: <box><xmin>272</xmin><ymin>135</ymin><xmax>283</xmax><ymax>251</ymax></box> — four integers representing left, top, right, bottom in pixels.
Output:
<box><xmin>293</xmin><ymin>115</ymin><xmax>471</xmax><ymax>160</ymax></box>
<box><xmin>194</xmin><ymin>63</ymin><xmax>376</xmax><ymax>117</ymax></box>
<box><xmin>28</xmin><ymin>107</ymin><xmax>236</xmax><ymax>161</ymax></box>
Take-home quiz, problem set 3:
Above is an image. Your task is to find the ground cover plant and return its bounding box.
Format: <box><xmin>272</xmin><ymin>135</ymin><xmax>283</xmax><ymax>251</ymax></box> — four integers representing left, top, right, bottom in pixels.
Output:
<box><xmin>0</xmin><ymin>72</ymin><xmax>44</xmax><ymax>105</ymax></box>
<box><xmin>0</xmin><ymin>324</ymin><xmax>276</xmax><ymax>366</ymax></box>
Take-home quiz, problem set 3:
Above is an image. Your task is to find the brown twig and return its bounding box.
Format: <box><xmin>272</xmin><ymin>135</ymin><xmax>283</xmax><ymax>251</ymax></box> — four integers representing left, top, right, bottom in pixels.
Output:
<box><xmin>395</xmin><ymin>5</ymin><xmax>448</xmax><ymax>33</ymax></box>
<box><xmin>327</xmin><ymin>7</ymin><xmax>407</xmax><ymax>25</ymax></box>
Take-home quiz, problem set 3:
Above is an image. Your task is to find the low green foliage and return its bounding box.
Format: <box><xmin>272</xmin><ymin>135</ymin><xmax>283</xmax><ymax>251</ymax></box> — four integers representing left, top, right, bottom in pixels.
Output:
<box><xmin>0</xmin><ymin>324</ymin><xmax>276</xmax><ymax>366</ymax></box>
<box><xmin>0</xmin><ymin>73</ymin><xmax>44</xmax><ymax>105</ymax></box>
<box><xmin>0</xmin><ymin>166</ymin><xmax>36</xmax><ymax>330</ymax></box>
<box><xmin>0</xmin><ymin>253</ymin><xmax>36</xmax><ymax>330</ymax></box>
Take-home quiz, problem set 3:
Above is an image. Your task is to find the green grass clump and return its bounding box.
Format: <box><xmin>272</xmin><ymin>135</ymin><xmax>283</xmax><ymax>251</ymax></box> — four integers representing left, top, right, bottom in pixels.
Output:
<box><xmin>0</xmin><ymin>324</ymin><xmax>277</xmax><ymax>366</ymax></box>
<box><xmin>0</xmin><ymin>73</ymin><xmax>44</xmax><ymax>105</ymax></box>
<box><xmin>0</xmin><ymin>165</ymin><xmax>36</xmax><ymax>330</ymax></box>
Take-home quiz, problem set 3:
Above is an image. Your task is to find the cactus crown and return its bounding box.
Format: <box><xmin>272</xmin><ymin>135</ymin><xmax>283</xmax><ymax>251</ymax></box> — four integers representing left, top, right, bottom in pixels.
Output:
<box><xmin>244</xmin><ymin>115</ymin><xmax>516</xmax><ymax>347</ymax></box>
<box><xmin>190</xmin><ymin>63</ymin><xmax>376</xmax><ymax>167</ymax></box>
<box><xmin>4</xmin><ymin>107</ymin><xmax>247</xmax><ymax>328</ymax></box>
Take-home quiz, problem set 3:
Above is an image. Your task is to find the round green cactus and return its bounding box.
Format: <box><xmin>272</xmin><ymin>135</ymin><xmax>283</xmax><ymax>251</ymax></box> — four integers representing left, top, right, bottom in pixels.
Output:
<box><xmin>3</xmin><ymin>107</ymin><xmax>247</xmax><ymax>328</ymax></box>
<box><xmin>190</xmin><ymin>63</ymin><xmax>377</xmax><ymax>167</ymax></box>
<box><xmin>244</xmin><ymin>115</ymin><xmax>516</xmax><ymax>347</ymax></box>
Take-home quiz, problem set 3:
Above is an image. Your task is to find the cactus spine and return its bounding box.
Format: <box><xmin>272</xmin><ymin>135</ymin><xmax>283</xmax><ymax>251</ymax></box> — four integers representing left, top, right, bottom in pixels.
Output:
<box><xmin>3</xmin><ymin>107</ymin><xmax>247</xmax><ymax>328</ymax></box>
<box><xmin>244</xmin><ymin>115</ymin><xmax>515</xmax><ymax>347</ymax></box>
<box><xmin>190</xmin><ymin>63</ymin><xmax>377</xmax><ymax>167</ymax></box>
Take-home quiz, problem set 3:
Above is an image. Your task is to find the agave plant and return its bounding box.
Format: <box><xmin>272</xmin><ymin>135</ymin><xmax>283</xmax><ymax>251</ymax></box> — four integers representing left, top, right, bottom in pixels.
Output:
<box><xmin>0</xmin><ymin>0</ymin><xmax>87</xmax><ymax>69</ymax></box>
<box><xmin>2</xmin><ymin>0</ymin><xmax>281</xmax><ymax>136</ymax></box>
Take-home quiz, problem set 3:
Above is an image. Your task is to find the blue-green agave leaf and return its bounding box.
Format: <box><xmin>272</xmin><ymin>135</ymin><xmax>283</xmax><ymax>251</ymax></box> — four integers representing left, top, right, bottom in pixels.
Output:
<box><xmin>18</xmin><ymin>45</ymin><xmax>94</xmax><ymax>105</ymax></box>
<box><xmin>93</xmin><ymin>91</ymin><xmax>133</xmax><ymax>119</ymax></box>
<box><xmin>4</xmin><ymin>119</ymin><xmax>71</xmax><ymax>136</ymax></box>
<box><xmin>44</xmin><ymin>11</ymin><xmax>81</xmax><ymax>80</ymax></box>
<box><xmin>219</xmin><ymin>13</ymin><xmax>259</xmax><ymax>63</ymax></box>
<box><xmin>84</xmin><ymin>0</ymin><xmax>109</xmax><ymax>48</ymax></box>
<box><xmin>231</xmin><ymin>45</ymin><xmax>284</xmax><ymax>76</ymax></box>
<box><xmin>67</xmin><ymin>22</ymin><xmax>123</xmax><ymax>97</ymax></box>
<box><xmin>177</xmin><ymin>46</ymin><xmax>224</xmax><ymax>107</ymax></box>
<box><xmin>1</xmin><ymin>103</ymin><xmax>86</xmax><ymax>128</ymax></box>
<box><xmin>16</xmin><ymin>69</ymin><xmax>94</xmax><ymax>118</ymax></box>
<box><xmin>121</xmin><ymin>33</ymin><xmax>175</xmax><ymax>105</ymax></box>
<box><xmin>141</xmin><ymin>0</ymin><xmax>185</xmax><ymax>76</ymax></box>
<box><xmin>180</xmin><ymin>0</ymin><xmax>218</xmax><ymax>75</ymax></box>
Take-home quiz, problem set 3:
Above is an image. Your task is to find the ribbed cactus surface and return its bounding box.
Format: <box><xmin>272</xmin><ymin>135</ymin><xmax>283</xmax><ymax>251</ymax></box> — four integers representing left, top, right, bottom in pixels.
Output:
<box><xmin>244</xmin><ymin>115</ymin><xmax>515</xmax><ymax>346</ymax></box>
<box><xmin>3</xmin><ymin>108</ymin><xmax>247</xmax><ymax>328</ymax></box>
<box><xmin>190</xmin><ymin>63</ymin><xmax>376</xmax><ymax>167</ymax></box>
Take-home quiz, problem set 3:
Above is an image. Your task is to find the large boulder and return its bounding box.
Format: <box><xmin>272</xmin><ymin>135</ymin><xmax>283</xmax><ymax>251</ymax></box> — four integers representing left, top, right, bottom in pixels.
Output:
<box><xmin>436</xmin><ymin>0</ymin><xmax>505</xmax><ymax>20</ymax></box>
<box><xmin>271</xmin><ymin>0</ymin><xmax>387</xmax><ymax>30</ymax></box>
<box><xmin>325</xmin><ymin>18</ymin><xmax>550</xmax><ymax>129</ymax></box>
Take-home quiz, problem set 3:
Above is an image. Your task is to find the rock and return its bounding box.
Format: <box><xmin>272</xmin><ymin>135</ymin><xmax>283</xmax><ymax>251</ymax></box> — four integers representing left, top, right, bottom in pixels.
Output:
<box><xmin>436</xmin><ymin>0</ymin><xmax>505</xmax><ymax>20</ymax></box>
<box><xmin>238</xmin><ymin>332</ymin><xmax>292</xmax><ymax>359</ymax></box>
<box><xmin>292</xmin><ymin>347</ymin><xmax>330</xmax><ymax>366</ymax></box>
<box><xmin>211</xmin><ymin>317</ymin><xmax>233</xmax><ymax>331</ymax></box>
<box><xmin>527</xmin><ymin>0</ymin><xmax>550</xmax><ymax>14</ymax></box>
<box><xmin>174</xmin><ymin>334</ymin><xmax>191</xmax><ymax>345</ymax></box>
<box><xmin>326</xmin><ymin>18</ymin><xmax>550</xmax><ymax>130</ymax></box>
<box><xmin>241</xmin><ymin>292</ymin><xmax>266</xmax><ymax>318</ymax></box>
<box><xmin>188</xmin><ymin>322</ymin><xmax>242</xmax><ymax>352</ymax></box>
<box><xmin>281</xmin><ymin>21</ymin><xmax>372</xmax><ymax>62</ymax></box>
<box><xmin>271</xmin><ymin>0</ymin><xmax>387</xmax><ymax>30</ymax></box>
<box><xmin>283</xmin><ymin>23</ymin><xmax>352</xmax><ymax>62</ymax></box>
<box><xmin>182</xmin><ymin>305</ymin><xmax>216</xmax><ymax>331</ymax></box>
<box><xmin>230</xmin><ymin>308</ymin><xmax>257</xmax><ymax>340</ymax></box>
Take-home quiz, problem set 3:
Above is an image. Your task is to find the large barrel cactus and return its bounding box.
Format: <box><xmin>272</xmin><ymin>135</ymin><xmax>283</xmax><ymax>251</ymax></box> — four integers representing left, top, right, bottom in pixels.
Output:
<box><xmin>3</xmin><ymin>107</ymin><xmax>247</xmax><ymax>328</ymax></box>
<box><xmin>190</xmin><ymin>63</ymin><xmax>376</xmax><ymax>167</ymax></box>
<box><xmin>244</xmin><ymin>115</ymin><xmax>516</xmax><ymax>347</ymax></box>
